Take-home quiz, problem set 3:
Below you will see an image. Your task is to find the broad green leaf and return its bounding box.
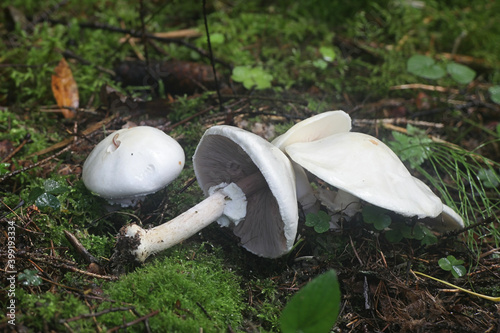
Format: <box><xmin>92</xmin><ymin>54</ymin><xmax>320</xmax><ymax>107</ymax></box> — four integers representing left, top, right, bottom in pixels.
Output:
<box><xmin>407</xmin><ymin>55</ymin><xmax>445</xmax><ymax>80</ymax></box>
<box><xmin>489</xmin><ymin>85</ymin><xmax>500</xmax><ymax>104</ymax></box>
<box><xmin>280</xmin><ymin>270</ymin><xmax>341</xmax><ymax>333</ymax></box>
<box><xmin>446</xmin><ymin>63</ymin><xmax>476</xmax><ymax>84</ymax></box>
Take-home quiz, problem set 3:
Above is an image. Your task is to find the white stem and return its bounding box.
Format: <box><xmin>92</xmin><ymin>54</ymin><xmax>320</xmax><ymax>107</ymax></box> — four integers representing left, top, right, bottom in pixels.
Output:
<box><xmin>121</xmin><ymin>173</ymin><xmax>267</xmax><ymax>262</ymax></box>
<box><xmin>124</xmin><ymin>191</ymin><xmax>227</xmax><ymax>262</ymax></box>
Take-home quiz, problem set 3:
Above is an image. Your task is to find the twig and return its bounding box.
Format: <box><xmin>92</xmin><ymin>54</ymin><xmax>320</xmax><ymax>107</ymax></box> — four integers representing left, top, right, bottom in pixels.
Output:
<box><xmin>413</xmin><ymin>270</ymin><xmax>500</xmax><ymax>302</ymax></box>
<box><xmin>27</xmin><ymin>114</ymin><xmax>117</xmax><ymax>158</ymax></box>
<box><xmin>64</xmin><ymin>230</ymin><xmax>99</xmax><ymax>264</ymax></box>
<box><xmin>0</xmin><ymin>144</ymin><xmax>73</xmax><ymax>183</ymax></box>
<box><xmin>390</xmin><ymin>83</ymin><xmax>459</xmax><ymax>94</ymax></box>
<box><xmin>61</xmin><ymin>307</ymin><xmax>135</xmax><ymax>324</ymax></box>
<box><xmin>353</xmin><ymin>118</ymin><xmax>444</xmax><ymax>128</ymax></box>
<box><xmin>107</xmin><ymin>309</ymin><xmax>159</xmax><ymax>332</ymax></box>
<box><xmin>203</xmin><ymin>0</ymin><xmax>223</xmax><ymax>114</ymax></box>
<box><xmin>1</xmin><ymin>133</ymin><xmax>32</xmax><ymax>163</ymax></box>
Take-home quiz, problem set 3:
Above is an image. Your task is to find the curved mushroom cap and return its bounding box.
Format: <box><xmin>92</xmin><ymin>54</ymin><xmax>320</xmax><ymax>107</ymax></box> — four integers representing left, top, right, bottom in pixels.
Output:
<box><xmin>272</xmin><ymin>110</ymin><xmax>352</xmax><ymax>150</ymax></box>
<box><xmin>193</xmin><ymin>125</ymin><xmax>298</xmax><ymax>258</ymax></box>
<box><xmin>82</xmin><ymin>126</ymin><xmax>185</xmax><ymax>206</ymax></box>
<box><xmin>272</xmin><ymin>110</ymin><xmax>352</xmax><ymax>211</ymax></box>
<box><xmin>285</xmin><ymin>132</ymin><xmax>443</xmax><ymax>218</ymax></box>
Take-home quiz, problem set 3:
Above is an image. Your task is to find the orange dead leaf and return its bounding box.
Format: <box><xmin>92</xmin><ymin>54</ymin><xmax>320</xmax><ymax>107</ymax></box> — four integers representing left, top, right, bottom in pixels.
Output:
<box><xmin>51</xmin><ymin>58</ymin><xmax>79</xmax><ymax>118</ymax></box>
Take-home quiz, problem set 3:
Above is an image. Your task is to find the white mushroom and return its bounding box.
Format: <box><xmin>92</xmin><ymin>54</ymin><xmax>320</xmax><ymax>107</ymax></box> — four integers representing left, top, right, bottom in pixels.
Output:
<box><xmin>116</xmin><ymin>125</ymin><xmax>298</xmax><ymax>262</ymax></box>
<box><xmin>82</xmin><ymin>126</ymin><xmax>185</xmax><ymax>207</ymax></box>
<box><xmin>285</xmin><ymin>132</ymin><xmax>464</xmax><ymax>229</ymax></box>
<box><xmin>272</xmin><ymin>110</ymin><xmax>352</xmax><ymax>211</ymax></box>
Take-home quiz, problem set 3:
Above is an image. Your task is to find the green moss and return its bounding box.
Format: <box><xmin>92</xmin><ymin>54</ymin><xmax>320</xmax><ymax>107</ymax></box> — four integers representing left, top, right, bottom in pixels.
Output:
<box><xmin>98</xmin><ymin>245</ymin><xmax>244</xmax><ymax>332</ymax></box>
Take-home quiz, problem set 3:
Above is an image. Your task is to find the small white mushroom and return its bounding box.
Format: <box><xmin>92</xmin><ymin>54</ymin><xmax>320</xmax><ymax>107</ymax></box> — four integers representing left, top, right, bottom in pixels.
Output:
<box><xmin>285</xmin><ymin>132</ymin><xmax>464</xmax><ymax>229</ymax></box>
<box><xmin>117</xmin><ymin>125</ymin><xmax>298</xmax><ymax>262</ymax></box>
<box><xmin>82</xmin><ymin>126</ymin><xmax>185</xmax><ymax>207</ymax></box>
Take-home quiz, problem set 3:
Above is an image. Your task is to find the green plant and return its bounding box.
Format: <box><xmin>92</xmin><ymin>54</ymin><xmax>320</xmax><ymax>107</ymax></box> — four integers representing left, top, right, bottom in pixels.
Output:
<box><xmin>407</xmin><ymin>55</ymin><xmax>476</xmax><ymax>84</ymax></box>
<box><xmin>27</xmin><ymin>179</ymin><xmax>69</xmax><ymax>211</ymax></box>
<box><xmin>280</xmin><ymin>270</ymin><xmax>341</xmax><ymax>333</ymax></box>
<box><xmin>362</xmin><ymin>206</ymin><xmax>392</xmax><ymax>231</ymax></box>
<box><xmin>305</xmin><ymin>211</ymin><xmax>330</xmax><ymax>233</ymax></box>
<box><xmin>231</xmin><ymin>66</ymin><xmax>273</xmax><ymax>90</ymax></box>
<box><xmin>489</xmin><ymin>85</ymin><xmax>500</xmax><ymax>104</ymax></box>
<box><xmin>18</xmin><ymin>269</ymin><xmax>42</xmax><ymax>286</ymax></box>
<box><xmin>388</xmin><ymin>125</ymin><xmax>433</xmax><ymax>169</ymax></box>
<box><xmin>438</xmin><ymin>255</ymin><xmax>466</xmax><ymax>278</ymax></box>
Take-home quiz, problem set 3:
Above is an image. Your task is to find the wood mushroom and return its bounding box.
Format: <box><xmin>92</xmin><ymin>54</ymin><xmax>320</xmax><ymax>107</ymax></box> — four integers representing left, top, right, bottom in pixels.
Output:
<box><xmin>114</xmin><ymin>125</ymin><xmax>298</xmax><ymax>263</ymax></box>
<box><xmin>82</xmin><ymin>126</ymin><xmax>185</xmax><ymax>207</ymax></box>
<box><xmin>285</xmin><ymin>131</ymin><xmax>464</xmax><ymax>230</ymax></box>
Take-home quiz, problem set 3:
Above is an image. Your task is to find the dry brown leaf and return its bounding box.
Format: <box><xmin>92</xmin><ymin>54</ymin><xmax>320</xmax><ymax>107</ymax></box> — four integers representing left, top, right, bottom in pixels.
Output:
<box><xmin>51</xmin><ymin>58</ymin><xmax>79</xmax><ymax>118</ymax></box>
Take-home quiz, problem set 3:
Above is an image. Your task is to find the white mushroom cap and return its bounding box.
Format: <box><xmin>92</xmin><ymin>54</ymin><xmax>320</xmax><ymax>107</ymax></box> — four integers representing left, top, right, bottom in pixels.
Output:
<box><xmin>272</xmin><ymin>110</ymin><xmax>352</xmax><ymax>211</ymax></box>
<box><xmin>82</xmin><ymin>126</ymin><xmax>185</xmax><ymax>206</ymax></box>
<box><xmin>193</xmin><ymin>125</ymin><xmax>298</xmax><ymax>258</ymax></box>
<box><xmin>285</xmin><ymin>132</ymin><xmax>444</xmax><ymax>219</ymax></box>
<box><xmin>272</xmin><ymin>110</ymin><xmax>352</xmax><ymax>150</ymax></box>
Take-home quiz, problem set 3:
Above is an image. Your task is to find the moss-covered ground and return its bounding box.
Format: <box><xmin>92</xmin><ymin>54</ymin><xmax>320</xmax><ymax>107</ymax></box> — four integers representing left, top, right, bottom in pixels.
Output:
<box><xmin>1</xmin><ymin>1</ymin><xmax>499</xmax><ymax>332</ymax></box>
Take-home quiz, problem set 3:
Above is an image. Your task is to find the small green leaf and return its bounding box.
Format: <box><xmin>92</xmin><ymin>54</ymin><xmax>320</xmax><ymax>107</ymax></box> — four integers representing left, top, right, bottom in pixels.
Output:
<box><xmin>477</xmin><ymin>168</ymin><xmax>499</xmax><ymax>188</ymax></box>
<box><xmin>362</xmin><ymin>206</ymin><xmax>391</xmax><ymax>230</ymax></box>
<box><xmin>319</xmin><ymin>46</ymin><xmax>336</xmax><ymax>62</ymax></box>
<box><xmin>438</xmin><ymin>255</ymin><xmax>465</xmax><ymax>278</ymax></box>
<box><xmin>231</xmin><ymin>66</ymin><xmax>273</xmax><ymax>90</ymax></box>
<box><xmin>305</xmin><ymin>211</ymin><xmax>330</xmax><ymax>233</ymax></box>
<box><xmin>407</xmin><ymin>55</ymin><xmax>445</xmax><ymax>80</ymax></box>
<box><xmin>446</xmin><ymin>63</ymin><xmax>476</xmax><ymax>84</ymax></box>
<box><xmin>490</xmin><ymin>86</ymin><xmax>500</xmax><ymax>104</ymax></box>
<box><xmin>35</xmin><ymin>193</ymin><xmax>61</xmax><ymax>210</ymax></box>
<box><xmin>438</xmin><ymin>257</ymin><xmax>453</xmax><ymax>271</ymax></box>
<box><xmin>28</xmin><ymin>187</ymin><xmax>46</xmax><ymax>202</ymax></box>
<box><xmin>451</xmin><ymin>265</ymin><xmax>466</xmax><ymax>278</ymax></box>
<box><xmin>385</xmin><ymin>229</ymin><xmax>404</xmax><ymax>243</ymax></box>
<box><xmin>312</xmin><ymin>59</ymin><xmax>328</xmax><ymax>70</ymax></box>
<box><xmin>44</xmin><ymin>179</ymin><xmax>68</xmax><ymax>195</ymax></box>
<box><xmin>420</xmin><ymin>226</ymin><xmax>438</xmax><ymax>245</ymax></box>
<box><xmin>18</xmin><ymin>269</ymin><xmax>42</xmax><ymax>286</ymax></box>
<box><xmin>209</xmin><ymin>33</ymin><xmax>225</xmax><ymax>45</ymax></box>
<box><xmin>280</xmin><ymin>270</ymin><xmax>341</xmax><ymax>333</ymax></box>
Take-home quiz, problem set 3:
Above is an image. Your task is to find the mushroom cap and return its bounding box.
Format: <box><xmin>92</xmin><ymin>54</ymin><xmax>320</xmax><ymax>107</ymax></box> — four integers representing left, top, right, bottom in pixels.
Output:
<box><xmin>272</xmin><ymin>110</ymin><xmax>352</xmax><ymax>211</ymax></box>
<box><xmin>193</xmin><ymin>125</ymin><xmax>298</xmax><ymax>258</ymax></box>
<box><xmin>285</xmin><ymin>132</ymin><xmax>443</xmax><ymax>218</ymax></box>
<box><xmin>82</xmin><ymin>126</ymin><xmax>185</xmax><ymax>206</ymax></box>
<box><xmin>272</xmin><ymin>110</ymin><xmax>352</xmax><ymax>150</ymax></box>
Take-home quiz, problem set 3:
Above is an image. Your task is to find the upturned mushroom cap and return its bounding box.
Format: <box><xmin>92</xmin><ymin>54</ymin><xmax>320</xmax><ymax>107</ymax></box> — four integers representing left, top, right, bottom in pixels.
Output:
<box><xmin>193</xmin><ymin>125</ymin><xmax>298</xmax><ymax>258</ymax></box>
<box><xmin>272</xmin><ymin>110</ymin><xmax>352</xmax><ymax>150</ymax></box>
<box><xmin>82</xmin><ymin>126</ymin><xmax>185</xmax><ymax>206</ymax></box>
<box><xmin>272</xmin><ymin>110</ymin><xmax>352</xmax><ymax>211</ymax></box>
<box><xmin>285</xmin><ymin>132</ymin><xmax>444</xmax><ymax>219</ymax></box>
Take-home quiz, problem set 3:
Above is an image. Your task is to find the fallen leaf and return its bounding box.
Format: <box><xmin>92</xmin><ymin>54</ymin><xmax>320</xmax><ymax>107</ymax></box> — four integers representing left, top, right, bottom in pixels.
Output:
<box><xmin>51</xmin><ymin>58</ymin><xmax>79</xmax><ymax>118</ymax></box>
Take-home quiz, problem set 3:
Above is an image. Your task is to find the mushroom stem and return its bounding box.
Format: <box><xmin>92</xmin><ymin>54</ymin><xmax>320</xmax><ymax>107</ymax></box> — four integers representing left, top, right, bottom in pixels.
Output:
<box><xmin>117</xmin><ymin>172</ymin><xmax>267</xmax><ymax>263</ymax></box>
